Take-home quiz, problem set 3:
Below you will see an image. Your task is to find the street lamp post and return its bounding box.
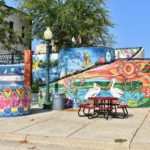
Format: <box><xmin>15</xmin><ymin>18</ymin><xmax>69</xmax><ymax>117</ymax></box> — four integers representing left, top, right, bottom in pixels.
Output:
<box><xmin>43</xmin><ymin>27</ymin><xmax>53</xmax><ymax>109</ymax></box>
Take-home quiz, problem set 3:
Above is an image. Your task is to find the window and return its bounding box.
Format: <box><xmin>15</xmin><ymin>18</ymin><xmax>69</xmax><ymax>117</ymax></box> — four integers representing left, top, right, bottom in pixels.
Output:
<box><xmin>9</xmin><ymin>21</ymin><xmax>14</xmax><ymax>39</ymax></box>
<box><xmin>22</xmin><ymin>26</ymin><xmax>25</xmax><ymax>38</ymax></box>
<box><xmin>9</xmin><ymin>21</ymin><xmax>14</xmax><ymax>29</ymax></box>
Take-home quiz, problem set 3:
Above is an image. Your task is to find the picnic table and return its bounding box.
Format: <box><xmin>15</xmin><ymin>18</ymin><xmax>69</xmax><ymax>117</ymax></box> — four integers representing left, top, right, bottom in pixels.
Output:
<box><xmin>78</xmin><ymin>97</ymin><xmax>128</xmax><ymax>120</ymax></box>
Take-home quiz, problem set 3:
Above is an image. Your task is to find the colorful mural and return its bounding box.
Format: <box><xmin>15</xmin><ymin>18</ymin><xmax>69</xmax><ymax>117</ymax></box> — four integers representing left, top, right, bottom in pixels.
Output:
<box><xmin>0</xmin><ymin>64</ymin><xmax>24</xmax><ymax>86</ymax></box>
<box><xmin>0</xmin><ymin>63</ymin><xmax>31</xmax><ymax>116</ymax></box>
<box><xmin>39</xmin><ymin>60</ymin><xmax>150</xmax><ymax>108</ymax></box>
<box><xmin>0</xmin><ymin>86</ymin><xmax>31</xmax><ymax>117</ymax></box>
<box><xmin>32</xmin><ymin>47</ymin><xmax>115</xmax><ymax>84</ymax></box>
<box><xmin>32</xmin><ymin>47</ymin><xmax>144</xmax><ymax>86</ymax></box>
<box><xmin>115</xmin><ymin>47</ymin><xmax>143</xmax><ymax>59</ymax></box>
<box><xmin>58</xmin><ymin>47</ymin><xmax>115</xmax><ymax>78</ymax></box>
<box><xmin>32</xmin><ymin>53</ymin><xmax>59</xmax><ymax>84</ymax></box>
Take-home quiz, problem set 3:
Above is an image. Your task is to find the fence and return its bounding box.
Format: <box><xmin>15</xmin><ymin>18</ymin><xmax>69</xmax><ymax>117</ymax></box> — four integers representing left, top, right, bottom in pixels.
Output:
<box><xmin>0</xmin><ymin>53</ymin><xmax>24</xmax><ymax>64</ymax></box>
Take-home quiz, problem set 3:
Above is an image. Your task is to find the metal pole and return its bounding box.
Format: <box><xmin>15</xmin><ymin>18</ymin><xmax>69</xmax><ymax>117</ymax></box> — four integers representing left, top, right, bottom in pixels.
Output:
<box><xmin>43</xmin><ymin>40</ymin><xmax>51</xmax><ymax>109</ymax></box>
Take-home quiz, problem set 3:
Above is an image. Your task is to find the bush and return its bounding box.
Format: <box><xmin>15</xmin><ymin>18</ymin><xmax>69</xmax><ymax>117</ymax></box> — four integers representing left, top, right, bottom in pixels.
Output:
<box><xmin>31</xmin><ymin>84</ymin><xmax>39</xmax><ymax>93</ymax></box>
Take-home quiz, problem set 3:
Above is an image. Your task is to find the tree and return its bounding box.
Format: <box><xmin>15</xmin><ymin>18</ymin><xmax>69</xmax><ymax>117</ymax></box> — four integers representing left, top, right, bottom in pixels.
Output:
<box><xmin>16</xmin><ymin>0</ymin><xmax>114</xmax><ymax>50</ymax></box>
<box><xmin>0</xmin><ymin>0</ymin><xmax>30</xmax><ymax>53</ymax></box>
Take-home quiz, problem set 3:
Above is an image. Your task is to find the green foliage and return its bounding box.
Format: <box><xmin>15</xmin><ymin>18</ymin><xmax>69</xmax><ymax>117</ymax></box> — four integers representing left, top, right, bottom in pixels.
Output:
<box><xmin>139</xmin><ymin>98</ymin><xmax>150</xmax><ymax>107</ymax></box>
<box><xmin>16</xmin><ymin>0</ymin><xmax>114</xmax><ymax>50</ymax></box>
<box><xmin>31</xmin><ymin>83</ymin><xmax>39</xmax><ymax>93</ymax></box>
<box><xmin>121</xmin><ymin>81</ymin><xmax>143</xmax><ymax>92</ymax></box>
<box><xmin>49</xmin><ymin>59</ymin><xmax>58</xmax><ymax>67</ymax></box>
<box><xmin>38</xmin><ymin>60</ymin><xmax>45</xmax><ymax>68</ymax></box>
<box><xmin>142</xmin><ymin>64</ymin><xmax>150</xmax><ymax>73</ymax></box>
<box><xmin>52</xmin><ymin>80</ymin><xmax>143</xmax><ymax>92</ymax></box>
<box><xmin>75</xmin><ymin>81</ymin><xmax>110</xmax><ymax>89</ymax></box>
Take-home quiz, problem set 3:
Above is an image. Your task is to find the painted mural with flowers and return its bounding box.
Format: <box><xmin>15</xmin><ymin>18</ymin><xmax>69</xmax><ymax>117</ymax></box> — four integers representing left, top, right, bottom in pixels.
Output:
<box><xmin>0</xmin><ymin>86</ymin><xmax>31</xmax><ymax>116</ymax></box>
<box><xmin>39</xmin><ymin>59</ymin><xmax>150</xmax><ymax>108</ymax></box>
<box><xmin>0</xmin><ymin>64</ymin><xmax>31</xmax><ymax>116</ymax></box>
<box><xmin>115</xmin><ymin>47</ymin><xmax>143</xmax><ymax>59</ymax></box>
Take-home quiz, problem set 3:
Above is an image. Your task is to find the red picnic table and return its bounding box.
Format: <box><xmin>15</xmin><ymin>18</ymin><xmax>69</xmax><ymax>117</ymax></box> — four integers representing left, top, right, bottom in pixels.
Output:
<box><xmin>78</xmin><ymin>97</ymin><xmax>128</xmax><ymax>120</ymax></box>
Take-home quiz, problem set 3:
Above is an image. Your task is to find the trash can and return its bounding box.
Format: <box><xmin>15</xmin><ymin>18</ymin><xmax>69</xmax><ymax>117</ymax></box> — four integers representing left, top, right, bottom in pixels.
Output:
<box><xmin>53</xmin><ymin>93</ymin><xmax>66</xmax><ymax>110</ymax></box>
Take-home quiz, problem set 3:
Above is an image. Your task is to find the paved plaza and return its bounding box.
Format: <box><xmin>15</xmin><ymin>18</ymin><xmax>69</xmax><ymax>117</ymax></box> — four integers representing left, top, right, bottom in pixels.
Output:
<box><xmin>0</xmin><ymin>107</ymin><xmax>149</xmax><ymax>150</ymax></box>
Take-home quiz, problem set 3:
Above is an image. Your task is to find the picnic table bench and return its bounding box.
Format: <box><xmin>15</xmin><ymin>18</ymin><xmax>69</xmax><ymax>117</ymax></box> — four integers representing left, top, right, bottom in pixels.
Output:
<box><xmin>78</xmin><ymin>97</ymin><xmax>128</xmax><ymax>120</ymax></box>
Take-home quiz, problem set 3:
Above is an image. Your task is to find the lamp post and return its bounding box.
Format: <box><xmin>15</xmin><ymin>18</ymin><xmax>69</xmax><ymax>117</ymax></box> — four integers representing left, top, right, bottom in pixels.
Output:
<box><xmin>43</xmin><ymin>27</ymin><xmax>53</xmax><ymax>109</ymax></box>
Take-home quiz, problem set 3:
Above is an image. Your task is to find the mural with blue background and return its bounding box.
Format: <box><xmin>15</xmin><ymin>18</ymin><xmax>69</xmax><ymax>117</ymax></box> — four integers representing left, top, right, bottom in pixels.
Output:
<box><xmin>32</xmin><ymin>53</ymin><xmax>58</xmax><ymax>84</ymax></box>
<box><xmin>32</xmin><ymin>47</ymin><xmax>115</xmax><ymax>84</ymax></box>
<box><xmin>0</xmin><ymin>64</ymin><xmax>24</xmax><ymax>86</ymax></box>
<box><xmin>58</xmin><ymin>47</ymin><xmax>115</xmax><ymax>78</ymax></box>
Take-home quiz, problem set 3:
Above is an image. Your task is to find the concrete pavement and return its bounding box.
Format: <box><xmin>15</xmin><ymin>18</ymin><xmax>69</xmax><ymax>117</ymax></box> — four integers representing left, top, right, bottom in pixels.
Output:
<box><xmin>0</xmin><ymin>107</ymin><xmax>149</xmax><ymax>150</ymax></box>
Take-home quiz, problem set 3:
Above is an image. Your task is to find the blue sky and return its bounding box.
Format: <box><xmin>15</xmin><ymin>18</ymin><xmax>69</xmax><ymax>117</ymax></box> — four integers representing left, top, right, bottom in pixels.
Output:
<box><xmin>5</xmin><ymin>0</ymin><xmax>150</xmax><ymax>58</ymax></box>
<box><xmin>108</xmin><ymin>0</ymin><xmax>150</xmax><ymax>57</ymax></box>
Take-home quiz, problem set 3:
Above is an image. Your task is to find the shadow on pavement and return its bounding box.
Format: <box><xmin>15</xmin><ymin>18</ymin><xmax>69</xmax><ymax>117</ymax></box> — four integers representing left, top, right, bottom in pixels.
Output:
<box><xmin>30</xmin><ymin>107</ymin><xmax>53</xmax><ymax>115</ymax></box>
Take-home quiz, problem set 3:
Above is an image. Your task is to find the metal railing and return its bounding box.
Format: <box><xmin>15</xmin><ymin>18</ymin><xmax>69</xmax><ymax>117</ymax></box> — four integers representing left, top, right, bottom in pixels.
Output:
<box><xmin>0</xmin><ymin>53</ymin><xmax>24</xmax><ymax>64</ymax></box>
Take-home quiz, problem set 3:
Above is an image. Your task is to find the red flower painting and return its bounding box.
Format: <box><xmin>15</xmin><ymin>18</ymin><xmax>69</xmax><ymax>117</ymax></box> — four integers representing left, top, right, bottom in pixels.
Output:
<box><xmin>117</xmin><ymin>61</ymin><xmax>142</xmax><ymax>81</ymax></box>
<box><xmin>64</xmin><ymin>78</ymin><xmax>74</xmax><ymax>89</ymax></box>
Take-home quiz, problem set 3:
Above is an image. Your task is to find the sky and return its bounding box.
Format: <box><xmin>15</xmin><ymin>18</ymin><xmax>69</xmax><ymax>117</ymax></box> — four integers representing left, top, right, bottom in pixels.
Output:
<box><xmin>5</xmin><ymin>0</ymin><xmax>150</xmax><ymax>58</ymax></box>
<box><xmin>108</xmin><ymin>0</ymin><xmax>150</xmax><ymax>58</ymax></box>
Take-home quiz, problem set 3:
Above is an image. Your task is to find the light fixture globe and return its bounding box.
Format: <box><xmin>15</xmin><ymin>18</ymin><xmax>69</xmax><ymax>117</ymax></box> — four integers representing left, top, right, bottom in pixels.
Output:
<box><xmin>71</xmin><ymin>37</ymin><xmax>75</xmax><ymax>43</ymax></box>
<box><xmin>44</xmin><ymin>27</ymin><xmax>53</xmax><ymax>40</ymax></box>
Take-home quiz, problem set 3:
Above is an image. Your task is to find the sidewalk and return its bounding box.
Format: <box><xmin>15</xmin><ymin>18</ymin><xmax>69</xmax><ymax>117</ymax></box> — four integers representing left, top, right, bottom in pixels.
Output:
<box><xmin>0</xmin><ymin>107</ymin><xmax>149</xmax><ymax>150</ymax></box>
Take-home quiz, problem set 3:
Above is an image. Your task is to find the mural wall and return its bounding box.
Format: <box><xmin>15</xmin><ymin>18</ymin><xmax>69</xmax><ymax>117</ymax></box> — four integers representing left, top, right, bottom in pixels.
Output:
<box><xmin>39</xmin><ymin>60</ymin><xmax>150</xmax><ymax>108</ymax></box>
<box><xmin>0</xmin><ymin>64</ymin><xmax>31</xmax><ymax>116</ymax></box>
<box><xmin>32</xmin><ymin>47</ymin><xmax>144</xmax><ymax>85</ymax></box>
<box><xmin>0</xmin><ymin>86</ymin><xmax>31</xmax><ymax>117</ymax></box>
<box><xmin>32</xmin><ymin>53</ymin><xmax>58</xmax><ymax>84</ymax></box>
<box><xmin>58</xmin><ymin>47</ymin><xmax>115</xmax><ymax>78</ymax></box>
<box><xmin>115</xmin><ymin>47</ymin><xmax>143</xmax><ymax>59</ymax></box>
<box><xmin>0</xmin><ymin>64</ymin><xmax>24</xmax><ymax>86</ymax></box>
<box><xmin>32</xmin><ymin>47</ymin><xmax>115</xmax><ymax>84</ymax></box>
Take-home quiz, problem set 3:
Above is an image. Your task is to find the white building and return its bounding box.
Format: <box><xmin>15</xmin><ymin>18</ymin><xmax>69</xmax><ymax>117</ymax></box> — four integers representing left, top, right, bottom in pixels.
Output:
<box><xmin>36</xmin><ymin>44</ymin><xmax>46</xmax><ymax>54</ymax></box>
<box><xmin>0</xmin><ymin>5</ymin><xmax>31</xmax><ymax>54</ymax></box>
<box><xmin>35</xmin><ymin>43</ymin><xmax>58</xmax><ymax>54</ymax></box>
